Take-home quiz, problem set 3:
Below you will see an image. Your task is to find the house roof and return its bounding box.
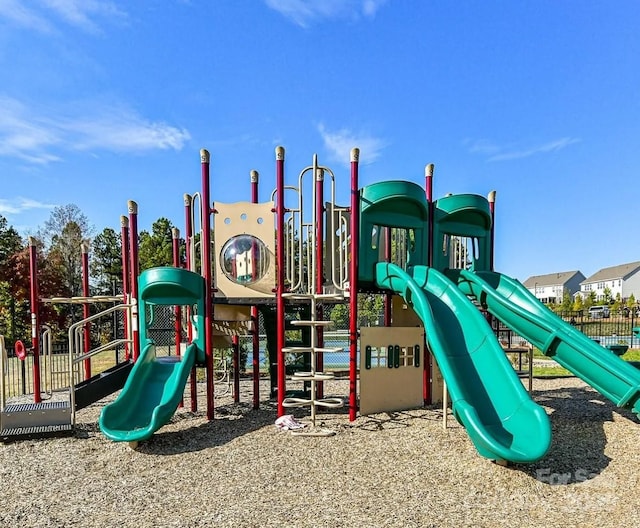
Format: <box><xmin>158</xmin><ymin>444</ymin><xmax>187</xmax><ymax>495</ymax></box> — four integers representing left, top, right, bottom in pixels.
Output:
<box><xmin>522</xmin><ymin>271</ymin><xmax>585</xmax><ymax>288</ymax></box>
<box><xmin>582</xmin><ymin>261</ymin><xmax>640</xmax><ymax>283</ymax></box>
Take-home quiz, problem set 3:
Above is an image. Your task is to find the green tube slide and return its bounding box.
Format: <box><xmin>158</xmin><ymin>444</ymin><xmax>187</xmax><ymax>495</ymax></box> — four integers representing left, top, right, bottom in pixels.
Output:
<box><xmin>453</xmin><ymin>269</ymin><xmax>640</xmax><ymax>416</ymax></box>
<box><xmin>375</xmin><ymin>262</ymin><xmax>551</xmax><ymax>463</ymax></box>
<box><xmin>99</xmin><ymin>342</ymin><xmax>196</xmax><ymax>442</ymax></box>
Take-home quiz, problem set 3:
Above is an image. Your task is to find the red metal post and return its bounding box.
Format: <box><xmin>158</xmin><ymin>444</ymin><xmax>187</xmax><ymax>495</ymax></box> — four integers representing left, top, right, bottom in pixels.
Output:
<box><xmin>275</xmin><ymin>146</ymin><xmax>286</xmax><ymax>417</ymax></box>
<box><xmin>384</xmin><ymin>227</ymin><xmax>392</xmax><ymax>326</ymax></box>
<box><xmin>349</xmin><ymin>148</ymin><xmax>360</xmax><ymax>421</ymax></box>
<box><xmin>120</xmin><ymin>216</ymin><xmax>131</xmax><ymax>361</ymax></box>
<box><xmin>81</xmin><ymin>241</ymin><xmax>91</xmax><ymax>380</ymax></box>
<box><xmin>28</xmin><ymin>237</ymin><xmax>41</xmax><ymax>403</ymax></box>
<box><xmin>128</xmin><ymin>200</ymin><xmax>140</xmax><ymax>361</ymax></box>
<box><xmin>425</xmin><ymin>164</ymin><xmax>434</xmax><ymax>268</ymax></box>
<box><xmin>171</xmin><ymin>226</ymin><xmax>184</xmax><ymax>410</ymax></box>
<box><xmin>250</xmin><ymin>170</ymin><xmax>260</xmax><ymax>410</ymax></box>
<box><xmin>172</xmin><ymin>227</ymin><xmax>182</xmax><ymax>358</ymax></box>
<box><xmin>184</xmin><ymin>194</ymin><xmax>198</xmax><ymax>412</ymax></box>
<box><xmin>315</xmin><ymin>168</ymin><xmax>326</xmax><ymax>398</ymax></box>
<box><xmin>200</xmin><ymin>149</ymin><xmax>215</xmax><ymax>420</ymax></box>
<box><xmin>488</xmin><ymin>190</ymin><xmax>496</xmax><ymax>272</ymax></box>
<box><xmin>424</xmin><ymin>164</ymin><xmax>435</xmax><ymax>405</ymax></box>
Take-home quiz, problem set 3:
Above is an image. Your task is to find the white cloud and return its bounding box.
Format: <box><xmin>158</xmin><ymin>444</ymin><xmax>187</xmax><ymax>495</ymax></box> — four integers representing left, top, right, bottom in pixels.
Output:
<box><xmin>64</xmin><ymin>111</ymin><xmax>191</xmax><ymax>152</ymax></box>
<box><xmin>265</xmin><ymin>0</ymin><xmax>387</xmax><ymax>27</ymax></box>
<box><xmin>0</xmin><ymin>0</ymin><xmax>54</xmax><ymax>32</ymax></box>
<box><xmin>466</xmin><ymin>137</ymin><xmax>581</xmax><ymax>162</ymax></box>
<box><xmin>0</xmin><ymin>0</ymin><xmax>127</xmax><ymax>34</ymax></box>
<box><xmin>317</xmin><ymin>123</ymin><xmax>387</xmax><ymax>165</ymax></box>
<box><xmin>0</xmin><ymin>95</ymin><xmax>191</xmax><ymax>164</ymax></box>
<box><xmin>39</xmin><ymin>0</ymin><xmax>127</xmax><ymax>33</ymax></box>
<box><xmin>0</xmin><ymin>197</ymin><xmax>56</xmax><ymax>216</ymax></box>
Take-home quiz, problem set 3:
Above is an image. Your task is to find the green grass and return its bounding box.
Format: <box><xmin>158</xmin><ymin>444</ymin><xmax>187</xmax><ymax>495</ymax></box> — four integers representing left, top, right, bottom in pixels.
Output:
<box><xmin>532</xmin><ymin>365</ymin><xmax>572</xmax><ymax>377</ymax></box>
<box><xmin>622</xmin><ymin>349</ymin><xmax>640</xmax><ymax>361</ymax></box>
<box><xmin>531</xmin><ymin>346</ymin><xmax>640</xmax><ymax>378</ymax></box>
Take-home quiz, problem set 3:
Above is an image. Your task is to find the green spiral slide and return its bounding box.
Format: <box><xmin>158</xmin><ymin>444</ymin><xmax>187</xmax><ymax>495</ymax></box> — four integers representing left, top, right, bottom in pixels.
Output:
<box><xmin>451</xmin><ymin>269</ymin><xmax>640</xmax><ymax>416</ymax></box>
<box><xmin>375</xmin><ymin>262</ymin><xmax>551</xmax><ymax>463</ymax></box>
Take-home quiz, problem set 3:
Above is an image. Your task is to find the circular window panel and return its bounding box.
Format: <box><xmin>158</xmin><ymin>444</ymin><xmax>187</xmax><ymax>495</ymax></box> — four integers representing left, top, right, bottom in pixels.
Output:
<box><xmin>219</xmin><ymin>235</ymin><xmax>269</xmax><ymax>285</ymax></box>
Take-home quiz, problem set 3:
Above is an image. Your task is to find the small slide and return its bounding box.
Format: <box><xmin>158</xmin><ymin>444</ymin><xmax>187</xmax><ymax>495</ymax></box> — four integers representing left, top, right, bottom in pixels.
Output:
<box><xmin>375</xmin><ymin>263</ymin><xmax>551</xmax><ymax>463</ymax></box>
<box><xmin>99</xmin><ymin>342</ymin><xmax>196</xmax><ymax>443</ymax></box>
<box><xmin>452</xmin><ymin>269</ymin><xmax>640</xmax><ymax>416</ymax></box>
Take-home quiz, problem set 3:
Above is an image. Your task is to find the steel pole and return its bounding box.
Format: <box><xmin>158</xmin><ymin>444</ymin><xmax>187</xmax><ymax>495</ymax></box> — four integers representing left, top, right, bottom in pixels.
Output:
<box><xmin>200</xmin><ymin>149</ymin><xmax>215</xmax><ymax>420</ymax></box>
<box><xmin>28</xmin><ymin>237</ymin><xmax>41</xmax><ymax>403</ymax></box>
<box><xmin>349</xmin><ymin>148</ymin><xmax>360</xmax><ymax>421</ymax></box>
<box><xmin>250</xmin><ymin>170</ymin><xmax>261</xmax><ymax>410</ymax></box>
<box><xmin>275</xmin><ymin>146</ymin><xmax>286</xmax><ymax>417</ymax></box>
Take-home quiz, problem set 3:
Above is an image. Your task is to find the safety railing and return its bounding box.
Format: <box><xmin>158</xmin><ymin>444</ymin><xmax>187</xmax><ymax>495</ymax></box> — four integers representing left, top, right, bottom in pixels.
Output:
<box><xmin>67</xmin><ymin>303</ymin><xmax>134</xmax><ymax>423</ymax></box>
<box><xmin>0</xmin><ymin>335</ymin><xmax>7</xmax><ymax>410</ymax></box>
<box><xmin>41</xmin><ymin>325</ymin><xmax>53</xmax><ymax>398</ymax></box>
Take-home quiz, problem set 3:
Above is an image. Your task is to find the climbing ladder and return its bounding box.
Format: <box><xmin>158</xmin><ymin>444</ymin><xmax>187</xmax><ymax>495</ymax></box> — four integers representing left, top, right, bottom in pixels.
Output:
<box><xmin>277</xmin><ymin>154</ymin><xmax>348</xmax><ymax>436</ymax></box>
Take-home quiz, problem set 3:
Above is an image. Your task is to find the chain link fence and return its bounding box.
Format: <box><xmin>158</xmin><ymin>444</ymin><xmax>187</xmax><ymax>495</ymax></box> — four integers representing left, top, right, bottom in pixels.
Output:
<box><xmin>6</xmin><ymin>299</ymin><xmax>638</xmax><ymax>399</ymax></box>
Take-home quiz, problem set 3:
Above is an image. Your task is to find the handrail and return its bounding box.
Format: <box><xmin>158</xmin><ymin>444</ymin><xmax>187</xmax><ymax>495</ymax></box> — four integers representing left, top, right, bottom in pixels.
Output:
<box><xmin>42</xmin><ymin>295</ymin><xmax>123</xmax><ymax>304</ymax></box>
<box><xmin>41</xmin><ymin>325</ymin><xmax>53</xmax><ymax>398</ymax></box>
<box><xmin>67</xmin><ymin>303</ymin><xmax>134</xmax><ymax>424</ymax></box>
<box><xmin>72</xmin><ymin>338</ymin><xmax>132</xmax><ymax>366</ymax></box>
<box><xmin>0</xmin><ymin>335</ymin><xmax>6</xmax><ymax>410</ymax></box>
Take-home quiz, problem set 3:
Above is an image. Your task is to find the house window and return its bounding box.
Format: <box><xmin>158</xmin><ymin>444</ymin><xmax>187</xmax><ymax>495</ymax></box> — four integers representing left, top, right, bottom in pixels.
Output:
<box><xmin>597</xmin><ymin>282</ymin><xmax>605</xmax><ymax>289</ymax></box>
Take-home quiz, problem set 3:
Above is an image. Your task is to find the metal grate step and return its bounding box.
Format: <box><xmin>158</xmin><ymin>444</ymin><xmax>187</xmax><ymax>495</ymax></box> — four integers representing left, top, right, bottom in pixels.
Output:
<box><xmin>0</xmin><ymin>423</ymin><xmax>73</xmax><ymax>442</ymax></box>
<box><xmin>3</xmin><ymin>401</ymin><xmax>70</xmax><ymax>414</ymax></box>
<box><xmin>2</xmin><ymin>400</ymin><xmax>72</xmax><ymax>430</ymax></box>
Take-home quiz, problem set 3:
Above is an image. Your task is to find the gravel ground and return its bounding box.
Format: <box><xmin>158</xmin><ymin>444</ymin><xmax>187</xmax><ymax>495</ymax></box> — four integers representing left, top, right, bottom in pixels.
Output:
<box><xmin>1</xmin><ymin>377</ymin><xmax>639</xmax><ymax>528</ymax></box>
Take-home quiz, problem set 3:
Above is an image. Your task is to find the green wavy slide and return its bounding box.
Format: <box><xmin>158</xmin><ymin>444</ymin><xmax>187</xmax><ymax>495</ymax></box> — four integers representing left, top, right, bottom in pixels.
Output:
<box><xmin>375</xmin><ymin>262</ymin><xmax>551</xmax><ymax>463</ymax></box>
<box><xmin>99</xmin><ymin>342</ymin><xmax>196</xmax><ymax>443</ymax></box>
<box><xmin>452</xmin><ymin>269</ymin><xmax>640</xmax><ymax>416</ymax></box>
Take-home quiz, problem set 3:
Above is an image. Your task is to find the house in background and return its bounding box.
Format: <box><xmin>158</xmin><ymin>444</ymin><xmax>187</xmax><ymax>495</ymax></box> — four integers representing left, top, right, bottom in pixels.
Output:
<box><xmin>577</xmin><ymin>261</ymin><xmax>640</xmax><ymax>303</ymax></box>
<box><xmin>523</xmin><ymin>271</ymin><xmax>586</xmax><ymax>304</ymax></box>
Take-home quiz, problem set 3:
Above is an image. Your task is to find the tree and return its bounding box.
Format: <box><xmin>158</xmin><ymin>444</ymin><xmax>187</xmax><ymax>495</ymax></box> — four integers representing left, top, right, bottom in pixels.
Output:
<box><xmin>39</xmin><ymin>204</ymin><xmax>94</xmax><ymax>298</ymax></box>
<box><xmin>1</xmin><ymin>242</ymin><xmax>66</xmax><ymax>340</ymax></box>
<box><xmin>328</xmin><ymin>303</ymin><xmax>349</xmax><ymax>329</ymax></box>
<box><xmin>138</xmin><ymin>218</ymin><xmax>180</xmax><ymax>271</ymax></box>
<box><xmin>560</xmin><ymin>288</ymin><xmax>573</xmax><ymax>312</ymax></box>
<box><xmin>573</xmin><ymin>294</ymin><xmax>584</xmax><ymax>312</ymax></box>
<box><xmin>0</xmin><ymin>216</ymin><xmax>25</xmax><ymax>340</ymax></box>
<box><xmin>603</xmin><ymin>286</ymin><xmax>612</xmax><ymax>305</ymax></box>
<box><xmin>358</xmin><ymin>294</ymin><xmax>384</xmax><ymax>327</ymax></box>
<box><xmin>91</xmin><ymin>227</ymin><xmax>123</xmax><ymax>294</ymax></box>
<box><xmin>0</xmin><ymin>215</ymin><xmax>23</xmax><ymax>271</ymax></box>
<box><xmin>627</xmin><ymin>294</ymin><xmax>636</xmax><ymax>310</ymax></box>
<box><xmin>612</xmin><ymin>292</ymin><xmax>622</xmax><ymax>315</ymax></box>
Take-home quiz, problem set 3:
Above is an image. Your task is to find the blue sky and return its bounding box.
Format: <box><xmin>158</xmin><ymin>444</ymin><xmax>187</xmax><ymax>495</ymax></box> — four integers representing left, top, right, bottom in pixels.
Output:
<box><xmin>1</xmin><ymin>1</ymin><xmax>639</xmax><ymax>282</ymax></box>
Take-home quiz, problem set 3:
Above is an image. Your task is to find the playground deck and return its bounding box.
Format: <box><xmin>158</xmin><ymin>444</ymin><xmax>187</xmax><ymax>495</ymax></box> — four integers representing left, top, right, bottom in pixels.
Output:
<box><xmin>1</xmin><ymin>377</ymin><xmax>638</xmax><ymax>528</ymax></box>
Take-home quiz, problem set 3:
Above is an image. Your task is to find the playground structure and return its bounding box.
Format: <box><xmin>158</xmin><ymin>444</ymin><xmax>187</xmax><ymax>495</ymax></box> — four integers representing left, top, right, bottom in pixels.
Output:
<box><xmin>2</xmin><ymin>146</ymin><xmax>640</xmax><ymax>464</ymax></box>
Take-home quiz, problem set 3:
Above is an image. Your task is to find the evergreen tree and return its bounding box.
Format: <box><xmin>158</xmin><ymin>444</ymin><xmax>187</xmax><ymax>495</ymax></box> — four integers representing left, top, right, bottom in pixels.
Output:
<box><xmin>91</xmin><ymin>227</ymin><xmax>123</xmax><ymax>294</ymax></box>
<box><xmin>138</xmin><ymin>218</ymin><xmax>182</xmax><ymax>271</ymax></box>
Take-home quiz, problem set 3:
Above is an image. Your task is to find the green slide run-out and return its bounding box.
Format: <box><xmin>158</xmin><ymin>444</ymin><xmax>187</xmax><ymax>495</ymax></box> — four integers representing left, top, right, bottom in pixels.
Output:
<box><xmin>99</xmin><ymin>342</ymin><xmax>196</xmax><ymax>442</ymax></box>
<box><xmin>375</xmin><ymin>262</ymin><xmax>551</xmax><ymax>463</ymax></box>
<box><xmin>452</xmin><ymin>269</ymin><xmax>640</xmax><ymax>416</ymax></box>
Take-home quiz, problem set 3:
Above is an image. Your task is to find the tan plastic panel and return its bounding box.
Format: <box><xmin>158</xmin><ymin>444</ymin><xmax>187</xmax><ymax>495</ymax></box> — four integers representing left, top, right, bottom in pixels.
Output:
<box><xmin>213</xmin><ymin>201</ymin><xmax>276</xmax><ymax>299</ymax></box>
<box><xmin>391</xmin><ymin>295</ymin><xmax>422</xmax><ymax>327</ymax></box>
<box><xmin>359</xmin><ymin>327</ymin><xmax>424</xmax><ymax>415</ymax></box>
<box><xmin>430</xmin><ymin>358</ymin><xmax>445</xmax><ymax>405</ymax></box>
